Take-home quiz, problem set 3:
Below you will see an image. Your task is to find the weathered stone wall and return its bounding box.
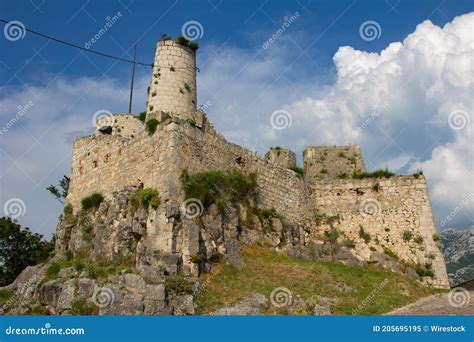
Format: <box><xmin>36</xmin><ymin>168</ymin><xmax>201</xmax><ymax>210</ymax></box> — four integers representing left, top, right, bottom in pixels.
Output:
<box><xmin>309</xmin><ymin>176</ymin><xmax>449</xmax><ymax>288</ymax></box>
<box><xmin>66</xmin><ymin>113</ymin><xmax>449</xmax><ymax>288</ymax></box>
<box><xmin>166</xmin><ymin>119</ymin><xmax>314</xmax><ymax>226</ymax></box>
<box><xmin>146</xmin><ymin>40</ymin><xmax>197</xmax><ymax>118</ymax></box>
<box><xmin>95</xmin><ymin>114</ymin><xmax>143</xmax><ymax>139</ymax></box>
<box><xmin>265</xmin><ymin>147</ymin><xmax>296</xmax><ymax>169</ymax></box>
<box><xmin>67</xmin><ymin>126</ymin><xmax>176</xmax><ymax>211</ymax></box>
<box><xmin>303</xmin><ymin>145</ymin><xmax>365</xmax><ymax>182</ymax></box>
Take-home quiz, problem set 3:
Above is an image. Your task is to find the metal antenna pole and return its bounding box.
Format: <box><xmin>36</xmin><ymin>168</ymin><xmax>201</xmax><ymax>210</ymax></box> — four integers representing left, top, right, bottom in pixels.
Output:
<box><xmin>128</xmin><ymin>44</ymin><xmax>137</xmax><ymax>113</ymax></box>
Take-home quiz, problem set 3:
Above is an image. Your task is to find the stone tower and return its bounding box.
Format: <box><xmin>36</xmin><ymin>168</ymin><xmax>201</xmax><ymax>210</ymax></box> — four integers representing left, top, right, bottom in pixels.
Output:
<box><xmin>146</xmin><ymin>40</ymin><xmax>197</xmax><ymax>119</ymax></box>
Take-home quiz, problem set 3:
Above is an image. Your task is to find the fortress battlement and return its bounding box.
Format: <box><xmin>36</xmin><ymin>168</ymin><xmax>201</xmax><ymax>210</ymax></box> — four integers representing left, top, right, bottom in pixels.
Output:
<box><xmin>62</xmin><ymin>38</ymin><xmax>449</xmax><ymax>289</ymax></box>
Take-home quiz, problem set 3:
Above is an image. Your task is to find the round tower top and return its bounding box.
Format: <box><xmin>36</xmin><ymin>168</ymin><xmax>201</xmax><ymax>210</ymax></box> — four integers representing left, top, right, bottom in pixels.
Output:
<box><xmin>146</xmin><ymin>40</ymin><xmax>197</xmax><ymax>118</ymax></box>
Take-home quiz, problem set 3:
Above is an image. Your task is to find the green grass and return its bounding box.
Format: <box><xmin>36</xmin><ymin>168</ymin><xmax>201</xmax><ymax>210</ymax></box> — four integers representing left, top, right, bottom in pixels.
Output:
<box><xmin>194</xmin><ymin>246</ymin><xmax>443</xmax><ymax>315</ymax></box>
<box><xmin>0</xmin><ymin>289</ymin><xmax>13</xmax><ymax>305</ymax></box>
<box><xmin>41</xmin><ymin>251</ymin><xmax>134</xmax><ymax>283</ymax></box>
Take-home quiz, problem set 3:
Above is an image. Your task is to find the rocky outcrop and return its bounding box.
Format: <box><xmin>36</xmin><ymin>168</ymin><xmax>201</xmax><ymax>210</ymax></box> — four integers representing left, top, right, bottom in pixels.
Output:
<box><xmin>2</xmin><ymin>184</ymin><xmax>445</xmax><ymax>315</ymax></box>
<box><xmin>441</xmin><ymin>227</ymin><xmax>474</xmax><ymax>286</ymax></box>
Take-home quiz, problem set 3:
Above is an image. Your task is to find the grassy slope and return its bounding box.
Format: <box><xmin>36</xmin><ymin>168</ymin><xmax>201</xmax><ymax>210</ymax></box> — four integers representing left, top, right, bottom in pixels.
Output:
<box><xmin>195</xmin><ymin>246</ymin><xmax>446</xmax><ymax>315</ymax></box>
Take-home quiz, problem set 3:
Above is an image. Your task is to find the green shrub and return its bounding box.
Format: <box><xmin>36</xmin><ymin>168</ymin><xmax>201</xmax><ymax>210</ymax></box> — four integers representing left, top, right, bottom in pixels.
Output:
<box><xmin>324</xmin><ymin>227</ymin><xmax>340</xmax><ymax>243</ymax></box>
<box><xmin>70</xmin><ymin>298</ymin><xmax>98</xmax><ymax>315</ymax></box>
<box><xmin>414</xmin><ymin>235</ymin><xmax>424</xmax><ymax>244</ymax></box>
<box><xmin>337</xmin><ymin>152</ymin><xmax>346</xmax><ymax>158</ymax></box>
<box><xmin>402</xmin><ymin>230</ymin><xmax>413</xmax><ymax>242</ymax></box>
<box><xmin>81</xmin><ymin>193</ymin><xmax>104</xmax><ymax>211</ymax></box>
<box><xmin>288</xmin><ymin>165</ymin><xmax>304</xmax><ymax>176</ymax></box>
<box><xmin>165</xmin><ymin>274</ymin><xmax>194</xmax><ymax>295</ymax></box>
<box><xmin>136</xmin><ymin>111</ymin><xmax>146</xmax><ymax>122</ymax></box>
<box><xmin>320</xmin><ymin>168</ymin><xmax>328</xmax><ymax>174</ymax></box>
<box><xmin>176</xmin><ymin>35</ymin><xmax>190</xmax><ymax>46</ymax></box>
<box><xmin>337</xmin><ymin>172</ymin><xmax>348</xmax><ymax>179</ymax></box>
<box><xmin>359</xmin><ymin>226</ymin><xmax>371</xmax><ymax>243</ymax></box>
<box><xmin>64</xmin><ymin>204</ymin><xmax>73</xmax><ymax>215</ymax></box>
<box><xmin>369</xmin><ymin>246</ymin><xmax>377</xmax><ymax>251</ymax></box>
<box><xmin>189</xmin><ymin>42</ymin><xmax>199</xmax><ymax>51</ymax></box>
<box><xmin>343</xmin><ymin>238</ymin><xmax>356</xmax><ymax>249</ymax></box>
<box><xmin>383</xmin><ymin>248</ymin><xmax>398</xmax><ymax>260</ymax></box>
<box><xmin>145</xmin><ymin>119</ymin><xmax>159</xmax><ymax>135</ymax></box>
<box><xmin>325</xmin><ymin>213</ymin><xmax>341</xmax><ymax>227</ymax></box>
<box><xmin>190</xmin><ymin>254</ymin><xmax>205</xmax><ymax>263</ymax></box>
<box><xmin>432</xmin><ymin>233</ymin><xmax>440</xmax><ymax>242</ymax></box>
<box><xmin>46</xmin><ymin>262</ymin><xmax>61</xmax><ymax>277</ymax></box>
<box><xmin>415</xmin><ymin>262</ymin><xmax>435</xmax><ymax>278</ymax></box>
<box><xmin>352</xmin><ymin>168</ymin><xmax>395</xmax><ymax>179</ymax></box>
<box><xmin>413</xmin><ymin>169</ymin><xmax>423</xmax><ymax>179</ymax></box>
<box><xmin>180</xmin><ymin>169</ymin><xmax>258</xmax><ymax>209</ymax></box>
<box><xmin>0</xmin><ymin>289</ymin><xmax>13</xmax><ymax>305</ymax></box>
<box><xmin>64</xmin><ymin>250</ymin><xmax>74</xmax><ymax>262</ymax></box>
<box><xmin>186</xmin><ymin>118</ymin><xmax>196</xmax><ymax>127</ymax></box>
<box><xmin>259</xmin><ymin>208</ymin><xmax>277</xmax><ymax>221</ymax></box>
<box><xmin>131</xmin><ymin>188</ymin><xmax>160</xmax><ymax>209</ymax></box>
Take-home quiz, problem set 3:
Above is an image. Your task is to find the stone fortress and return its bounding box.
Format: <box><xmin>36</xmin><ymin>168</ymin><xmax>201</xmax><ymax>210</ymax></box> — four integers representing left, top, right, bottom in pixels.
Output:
<box><xmin>62</xmin><ymin>38</ymin><xmax>450</xmax><ymax>293</ymax></box>
<box><xmin>3</xmin><ymin>38</ymin><xmax>452</xmax><ymax>316</ymax></box>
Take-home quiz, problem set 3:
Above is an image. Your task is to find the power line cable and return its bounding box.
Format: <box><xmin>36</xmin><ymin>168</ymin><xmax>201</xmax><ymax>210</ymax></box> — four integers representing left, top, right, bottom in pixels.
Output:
<box><xmin>0</xmin><ymin>19</ymin><xmax>198</xmax><ymax>70</ymax></box>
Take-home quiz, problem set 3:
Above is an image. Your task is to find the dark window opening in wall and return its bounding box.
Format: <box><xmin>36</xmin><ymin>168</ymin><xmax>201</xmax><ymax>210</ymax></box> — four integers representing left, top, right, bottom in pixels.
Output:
<box><xmin>98</xmin><ymin>126</ymin><xmax>112</xmax><ymax>135</ymax></box>
<box><xmin>235</xmin><ymin>157</ymin><xmax>246</xmax><ymax>167</ymax></box>
<box><xmin>337</xmin><ymin>192</ymin><xmax>341</xmax><ymax>196</ymax></box>
<box><xmin>356</xmin><ymin>188</ymin><xmax>364</xmax><ymax>195</ymax></box>
<box><xmin>93</xmin><ymin>161</ymin><xmax>98</xmax><ymax>168</ymax></box>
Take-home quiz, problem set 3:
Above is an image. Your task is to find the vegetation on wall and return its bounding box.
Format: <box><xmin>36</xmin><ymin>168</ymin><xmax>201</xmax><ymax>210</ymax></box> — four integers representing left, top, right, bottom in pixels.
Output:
<box><xmin>288</xmin><ymin>164</ymin><xmax>304</xmax><ymax>176</ymax></box>
<box><xmin>352</xmin><ymin>168</ymin><xmax>395</xmax><ymax>179</ymax></box>
<box><xmin>180</xmin><ymin>169</ymin><xmax>258</xmax><ymax>209</ymax></box>
<box><xmin>130</xmin><ymin>188</ymin><xmax>160</xmax><ymax>209</ymax></box>
<box><xmin>81</xmin><ymin>193</ymin><xmax>104</xmax><ymax>211</ymax></box>
<box><xmin>145</xmin><ymin>119</ymin><xmax>160</xmax><ymax>135</ymax></box>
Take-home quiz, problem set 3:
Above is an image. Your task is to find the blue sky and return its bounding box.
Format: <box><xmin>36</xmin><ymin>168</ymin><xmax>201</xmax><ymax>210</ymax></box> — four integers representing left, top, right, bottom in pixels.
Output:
<box><xmin>0</xmin><ymin>0</ymin><xmax>473</xmax><ymax>238</ymax></box>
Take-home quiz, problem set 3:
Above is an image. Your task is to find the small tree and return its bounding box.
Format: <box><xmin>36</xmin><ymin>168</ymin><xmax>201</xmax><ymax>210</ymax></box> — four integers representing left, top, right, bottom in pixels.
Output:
<box><xmin>0</xmin><ymin>217</ymin><xmax>54</xmax><ymax>286</ymax></box>
<box><xmin>46</xmin><ymin>175</ymin><xmax>70</xmax><ymax>204</ymax></box>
